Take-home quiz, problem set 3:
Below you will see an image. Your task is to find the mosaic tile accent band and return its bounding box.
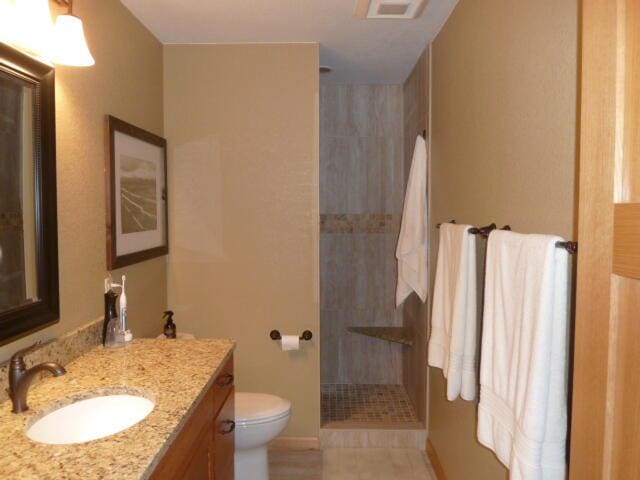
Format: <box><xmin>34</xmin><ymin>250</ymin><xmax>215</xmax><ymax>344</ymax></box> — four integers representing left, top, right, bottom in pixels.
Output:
<box><xmin>321</xmin><ymin>383</ymin><xmax>419</xmax><ymax>425</ymax></box>
<box><xmin>320</xmin><ymin>214</ymin><xmax>401</xmax><ymax>234</ymax></box>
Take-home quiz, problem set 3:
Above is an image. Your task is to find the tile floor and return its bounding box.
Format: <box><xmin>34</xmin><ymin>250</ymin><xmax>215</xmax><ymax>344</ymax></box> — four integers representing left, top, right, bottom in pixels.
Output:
<box><xmin>321</xmin><ymin>384</ymin><xmax>419</xmax><ymax>426</ymax></box>
<box><xmin>269</xmin><ymin>448</ymin><xmax>436</xmax><ymax>480</ymax></box>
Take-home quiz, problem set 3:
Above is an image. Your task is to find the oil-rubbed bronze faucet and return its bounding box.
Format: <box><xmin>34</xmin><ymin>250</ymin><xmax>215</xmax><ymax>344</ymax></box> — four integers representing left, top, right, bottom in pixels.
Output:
<box><xmin>8</xmin><ymin>342</ymin><xmax>66</xmax><ymax>413</ymax></box>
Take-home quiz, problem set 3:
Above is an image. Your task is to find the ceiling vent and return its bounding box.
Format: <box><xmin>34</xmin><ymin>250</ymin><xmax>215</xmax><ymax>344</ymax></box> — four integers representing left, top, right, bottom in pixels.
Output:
<box><xmin>354</xmin><ymin>0</ymin><xmax>429</xmax><ymax>19</ymax></box>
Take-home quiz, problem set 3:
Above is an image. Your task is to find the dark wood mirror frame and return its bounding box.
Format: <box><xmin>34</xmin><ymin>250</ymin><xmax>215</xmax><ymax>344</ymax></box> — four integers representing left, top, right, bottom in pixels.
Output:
<box><xmin>0</xmin><ymin>43</ymin><xmax>59</xmax><ymax>345</ymax></box>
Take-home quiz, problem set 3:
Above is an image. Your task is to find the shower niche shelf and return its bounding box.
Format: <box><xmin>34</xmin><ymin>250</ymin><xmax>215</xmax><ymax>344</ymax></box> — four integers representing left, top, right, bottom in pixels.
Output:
<box><xmin>347</xmin><ymin>327</ymin><xmax>413</xmax><ymax>346</ymax></box>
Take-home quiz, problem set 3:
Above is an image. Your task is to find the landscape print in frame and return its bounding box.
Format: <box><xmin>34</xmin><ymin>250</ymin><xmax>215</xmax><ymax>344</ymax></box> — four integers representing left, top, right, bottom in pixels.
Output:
<box><xmin>106</xmin><ymin>115</ymin><xmax>168</xmax><ymax>269</ymax></box>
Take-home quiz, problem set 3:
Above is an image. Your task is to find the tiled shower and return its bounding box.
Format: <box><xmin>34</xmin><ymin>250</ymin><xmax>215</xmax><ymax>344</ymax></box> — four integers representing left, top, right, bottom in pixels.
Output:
<box><xmin>320</xmin><ymin>60</ymin><xmax>428</xmax><ymax>432</ymax></box>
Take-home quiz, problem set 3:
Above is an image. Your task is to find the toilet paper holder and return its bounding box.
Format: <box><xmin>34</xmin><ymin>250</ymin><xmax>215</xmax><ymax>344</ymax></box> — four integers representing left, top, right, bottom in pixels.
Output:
<box><xmin>270</xmin><ymin>330</ymin><xmax>313</xmax><ymax>341</ymax></box>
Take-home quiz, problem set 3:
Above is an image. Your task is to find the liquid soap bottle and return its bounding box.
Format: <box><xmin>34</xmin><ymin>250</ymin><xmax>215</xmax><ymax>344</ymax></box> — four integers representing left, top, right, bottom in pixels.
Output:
<box><xmin>163</xmin><ymin>310</ymin><xmax>177</xmax><ymax>339</ymax></box>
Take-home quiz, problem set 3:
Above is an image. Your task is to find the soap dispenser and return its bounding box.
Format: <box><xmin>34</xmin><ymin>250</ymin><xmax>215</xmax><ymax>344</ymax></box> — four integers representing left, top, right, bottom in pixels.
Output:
<box><xmin>163</xmin><ymin>310</ymin><xmax>177</xmax><ymax>339</ymax></box>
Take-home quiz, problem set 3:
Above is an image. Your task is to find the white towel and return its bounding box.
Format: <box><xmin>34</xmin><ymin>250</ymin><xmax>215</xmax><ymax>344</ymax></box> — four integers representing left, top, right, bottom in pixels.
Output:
<box><xmin>477</xmin><ymin>230</ymin><xmax>569</xmax><ymax>480</ymax></box>
<box><xmin>396</xmin><ymin>135</ymin><xmax>428</xmax><ymax>306</ymax></box>
<box><xmin>427</xmin><ymin>223</ymin><xmax>478</xmax><ymax>401</ymax></box>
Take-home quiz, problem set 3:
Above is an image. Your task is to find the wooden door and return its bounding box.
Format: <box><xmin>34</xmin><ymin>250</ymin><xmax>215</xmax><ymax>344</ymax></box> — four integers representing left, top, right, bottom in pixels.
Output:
<box><xmin>570</xmin><ymin>0</ymin><xmax>640</xmax><ymax>478</ymax></box>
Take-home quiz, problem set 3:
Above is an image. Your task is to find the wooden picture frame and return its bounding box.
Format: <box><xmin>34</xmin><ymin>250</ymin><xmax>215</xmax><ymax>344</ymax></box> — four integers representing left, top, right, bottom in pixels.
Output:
<box><xmin>106</xmin><ymin>116</ymin><xmax>168</xmax><ymax>270</ymax></box>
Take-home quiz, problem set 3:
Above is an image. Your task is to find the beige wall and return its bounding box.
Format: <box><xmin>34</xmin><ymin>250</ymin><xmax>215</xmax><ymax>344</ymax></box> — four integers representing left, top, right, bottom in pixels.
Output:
<box><xmin>164</xmin><ymin>44</ymin><xmax>320</xmax><ymax>437</ymax></box>
<box><xmin>429</xmin><ymin>0</ymin><xmax>578</xmax><ymax>478</ymax></box>
<box><xmin>0</xmin><ymin>0</ymin><xmax>166</xmax><ymax>361</ymax></box>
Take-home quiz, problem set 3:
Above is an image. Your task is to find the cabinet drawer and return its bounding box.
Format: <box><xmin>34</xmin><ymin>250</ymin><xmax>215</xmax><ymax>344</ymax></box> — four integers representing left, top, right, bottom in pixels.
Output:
<box><xmin>212</xmin><ymin>355</ymin><xmax>234</xmax><ymax>416</ymax></box>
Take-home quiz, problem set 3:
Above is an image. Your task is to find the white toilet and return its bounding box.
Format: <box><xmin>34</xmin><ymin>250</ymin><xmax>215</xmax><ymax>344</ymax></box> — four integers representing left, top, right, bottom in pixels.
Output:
<box><xmin>234</xmin><ymin>392</ymin><xmax>291</xmax><ymax>480</ymax></box>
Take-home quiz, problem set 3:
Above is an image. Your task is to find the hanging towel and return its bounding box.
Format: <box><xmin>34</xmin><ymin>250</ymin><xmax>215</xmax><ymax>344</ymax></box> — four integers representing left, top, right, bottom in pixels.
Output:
<box><xmin>427</xmin><ymin>223</ymin><xmax>478</xmax><ymax>401</ymax></box>
<box><xmin>396</xmin><ymin>135</ymin><xmax>428</xmax><ymax>306</ymax></box>
<box><xmin>478</xmin><ymin>230</ymin><xmax>569</xmax><ymax>480</ymax></box>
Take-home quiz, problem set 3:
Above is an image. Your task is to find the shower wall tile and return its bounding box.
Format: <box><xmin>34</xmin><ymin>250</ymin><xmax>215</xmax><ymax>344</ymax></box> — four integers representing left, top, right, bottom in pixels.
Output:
<box><xmin>320</xmin><ymin>84</ymin><xmax>403</xmax><ymax>142</ymax></box>
<box><xmin>401</xmin><ymin>49</ymin><xmax>430</xmax><ymax>424</ymax></box>
<box><xmin>367</xmin><ymin>136</ymin><xmax>405</xmax><ymax>214</ymax></box>
<box><xmin>320</xmin><ymin>84</ymin><xmax>352</xmax><ymax>138</ymax></box>
<box><xmin>320</xmin><ymin>234</ymin><xmax>355</xmax><ymax>309</ymax></box>
<box><xmin>345</xmin><ymin>138</ymin><xmax>368</xmax><ymax>213</ymax></box>
<box><xmin>320</xmin><ymin>83</ymin><xmax>406</xmax><ymax>216</ymax></box>
<box><xmin>350</xmin><ymin>86</ymin><xmax>372</xmax><ymax>138</ymax></box>
<box><xmin>320</xmin><ymin>136</ymin><xmax>404</xmax><ymax>214</ymax></box>
<box><xmin>321</xmin><ymin>233</ymin><xmax>401</xmax><ymax>313</ymax></box>
<box><xmin>321</xmin><ymin>306</ymin><xmax>403</xmax><ymax>384</ymax></box>
<box><xmin>384</xmin><ymin>233</ymin><xmax>403</xmax><ymax>325</ymax></box>
<box><xmin>320</xmin><ymin>136</ymin><xmax>348</xmax><ymax>214</ymax></box>
<box><xmin>320</xmin><ymin>83</ymin><xmax>405</xmax><ymax>385</ymax></box>
<box><xmin>388</xmin><ymin>137</ymin><xmax>406</xmax><ymax>213</ymax></box>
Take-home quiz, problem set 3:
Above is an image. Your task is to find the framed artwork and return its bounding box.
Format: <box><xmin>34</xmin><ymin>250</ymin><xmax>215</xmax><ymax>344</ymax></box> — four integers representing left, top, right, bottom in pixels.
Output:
<box><xmin>106</xmin><ymin>115</ymin><xmax>168</xmax><ymax>270</ymax></box>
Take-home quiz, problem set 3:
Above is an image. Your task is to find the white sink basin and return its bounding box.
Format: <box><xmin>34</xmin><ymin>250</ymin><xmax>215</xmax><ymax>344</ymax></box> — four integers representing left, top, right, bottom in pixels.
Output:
<box><xmin>27</xmin><ymin>394</ymin><xmax>155</xmax><ymax>445</ymax></box>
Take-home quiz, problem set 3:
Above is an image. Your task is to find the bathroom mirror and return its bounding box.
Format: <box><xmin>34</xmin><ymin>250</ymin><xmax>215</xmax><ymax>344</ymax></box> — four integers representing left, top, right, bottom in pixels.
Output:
<box><xmin>0</xmin><ymin>43</ymin><xmax>59</xmax><ymax>344</ymax></box>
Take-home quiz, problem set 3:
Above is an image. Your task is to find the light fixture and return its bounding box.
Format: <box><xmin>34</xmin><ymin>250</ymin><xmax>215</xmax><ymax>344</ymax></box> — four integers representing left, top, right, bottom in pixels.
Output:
<box><xmin>51</xmin><ymin>0</ymin><xmax>94</xmax><ymax>66</ymax></box>
<box><xmin>0</xmin><ymin>0</ymin><xmax>15</xmax><ymax>44</ymax></box>
<box><xmin>1</xmin><ymin>0</ymin><xmax>94</xmax><ymax>66</ymax></box>
<box><xmin>10</xmin><ymin>0</ymin><xmax>55</xmax><ymax>58</ymax></box>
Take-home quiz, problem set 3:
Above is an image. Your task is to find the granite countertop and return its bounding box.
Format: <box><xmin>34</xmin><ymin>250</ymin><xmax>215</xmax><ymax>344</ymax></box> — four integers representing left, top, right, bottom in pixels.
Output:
<box><xmin>0</xmin><ymin>338</ymin><xmax>235</xmax><ymax>480</ymax></box>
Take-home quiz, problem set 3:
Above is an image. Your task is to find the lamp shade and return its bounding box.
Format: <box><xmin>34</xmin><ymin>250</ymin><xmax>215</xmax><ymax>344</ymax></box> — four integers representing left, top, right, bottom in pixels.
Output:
<box><xmin>51</xmin><ymin>14</ymin><xmax>94</xmax><ymax>66</ymax></box>
<box><xmin>11</xmin><ymin>0</ymin><xmax>54</xmax><ymax>59</ymax></box>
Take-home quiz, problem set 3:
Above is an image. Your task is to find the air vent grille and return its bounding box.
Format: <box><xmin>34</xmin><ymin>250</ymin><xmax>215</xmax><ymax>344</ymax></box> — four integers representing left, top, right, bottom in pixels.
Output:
<box><xmin>355</xmin><ymin>0</ymin><xmax>428</xmax><ymax>19</ymax></box>
<box><xmin>377</xmin><ymin>3</ymin><xmax>410</xmax><ymax>16</ymax></box>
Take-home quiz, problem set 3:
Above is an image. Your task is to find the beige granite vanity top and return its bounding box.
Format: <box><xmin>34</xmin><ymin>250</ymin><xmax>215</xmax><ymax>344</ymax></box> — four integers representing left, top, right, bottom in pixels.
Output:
<box><xmin>0</xmin><ymin>338</ymin><xmax>235</xmax><ymax>480</ymax></box>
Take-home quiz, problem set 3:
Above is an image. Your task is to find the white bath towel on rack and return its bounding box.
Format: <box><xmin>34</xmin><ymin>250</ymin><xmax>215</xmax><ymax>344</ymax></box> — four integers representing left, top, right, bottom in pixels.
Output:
<box><xmin>427</xmin><ymin>223</ymin><xmax>478</xmax><ymax>401</ymax></box>
<box><xmin>395</xmin><ymin>134</ymin><xmax>429</xmax><ymax>306</ymax></box>
<box><xmin>478</xmin><ymin>230</ymin><xmax>569</xmax><ymax>480</ymax></box>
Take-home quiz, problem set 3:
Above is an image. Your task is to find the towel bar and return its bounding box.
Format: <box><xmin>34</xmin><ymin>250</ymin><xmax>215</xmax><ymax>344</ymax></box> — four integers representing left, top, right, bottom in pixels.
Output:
<box><xmin>556</xmin><ymin>241</ymin><xmax>578</xmax><ymax>254</ymax></box>
<box><xmin>436</xmin><ymin>221</ymin><xmax>577</xmax><ymax>254</ymax></box>
<box><xmin>469</xmin><ymin>223</ymin><xmax>497</xmax><ymax>238</ymax></box>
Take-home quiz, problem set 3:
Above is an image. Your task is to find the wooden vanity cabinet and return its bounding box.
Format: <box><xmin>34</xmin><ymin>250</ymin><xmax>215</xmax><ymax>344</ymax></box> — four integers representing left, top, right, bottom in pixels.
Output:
<box><xmin>151</xmin><ymin>355</ymin><xmax>235</xmax><ymax>480</ymax></box>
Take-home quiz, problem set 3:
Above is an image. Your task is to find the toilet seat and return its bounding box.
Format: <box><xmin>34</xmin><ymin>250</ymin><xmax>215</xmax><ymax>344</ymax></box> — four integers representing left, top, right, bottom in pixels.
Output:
<box><xmin>235</xmin><ymin>393</ymin><xmax>291</xmax><ymax>426</ymax></box>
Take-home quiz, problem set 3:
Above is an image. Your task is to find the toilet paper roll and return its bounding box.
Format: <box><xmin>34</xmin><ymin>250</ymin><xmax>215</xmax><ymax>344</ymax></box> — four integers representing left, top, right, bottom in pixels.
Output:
<box><xmin>281</xmin><ymin>335</ymin><xmax>300</xmax><ymax>351</ymax></box>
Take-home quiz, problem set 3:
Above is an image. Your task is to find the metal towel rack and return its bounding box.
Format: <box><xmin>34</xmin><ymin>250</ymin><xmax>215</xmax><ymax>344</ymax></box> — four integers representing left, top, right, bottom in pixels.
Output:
<box><xmin>436</xmin><ymin>220</ymin><xmax>578</xmax><ymax>254</ymax></box>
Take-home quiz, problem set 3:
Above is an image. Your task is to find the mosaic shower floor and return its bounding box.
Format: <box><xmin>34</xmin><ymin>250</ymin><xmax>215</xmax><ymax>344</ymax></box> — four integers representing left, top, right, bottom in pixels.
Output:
<box><xmin>321</xmin><ymin>384</ymin><xmax>420</xmax><ymax>428</ymax></box>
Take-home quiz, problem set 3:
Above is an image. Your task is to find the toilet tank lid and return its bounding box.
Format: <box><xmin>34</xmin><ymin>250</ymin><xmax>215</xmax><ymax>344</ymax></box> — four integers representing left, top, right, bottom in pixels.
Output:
<box><xmin>235</xmin><ymin>392</ymin><xmax>291</xmax><ymax>422</ymax></box>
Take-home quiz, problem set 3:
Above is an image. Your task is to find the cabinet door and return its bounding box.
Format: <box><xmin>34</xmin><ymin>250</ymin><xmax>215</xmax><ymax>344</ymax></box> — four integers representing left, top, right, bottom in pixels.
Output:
<box><xmin>181</xmin><ymin>429</ymin><xmax>213</xmax><ymax>480</ymax></box>
<box><xmin>149</xmin><ymin>387</ymin><xmax>214</xmax><ymax>480</ymax></box>
<box><xmin>213</xmin><ymin>388</ymin><xmax>235</xmax><ymax>480</ymax></box>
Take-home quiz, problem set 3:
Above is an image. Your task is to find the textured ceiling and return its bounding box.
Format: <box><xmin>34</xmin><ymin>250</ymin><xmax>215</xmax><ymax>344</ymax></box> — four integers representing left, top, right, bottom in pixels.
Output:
<box><xmin>121</xmin><ymin>0</ymin><xmax>458</xmax><ymax>84</ymax></box>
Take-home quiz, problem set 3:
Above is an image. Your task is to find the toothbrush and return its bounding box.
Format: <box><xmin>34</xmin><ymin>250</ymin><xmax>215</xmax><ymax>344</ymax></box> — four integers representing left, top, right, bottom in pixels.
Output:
<box><xmin>119</xmin><ymin>275</ymin><xmax>127</xmax><ymax>332</ymax></box>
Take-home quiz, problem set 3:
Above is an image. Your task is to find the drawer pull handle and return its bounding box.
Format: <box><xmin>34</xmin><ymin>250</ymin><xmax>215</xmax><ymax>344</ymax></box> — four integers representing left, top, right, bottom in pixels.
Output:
<box><xmin>216</xmin><ymin>373</ymin><xmax>234</xmax><ymax>387</ymax></box>
<box><xmin>220</xmin><ymin>420</ymin><xmax>235</xmax><ymax>434</ymax></box>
